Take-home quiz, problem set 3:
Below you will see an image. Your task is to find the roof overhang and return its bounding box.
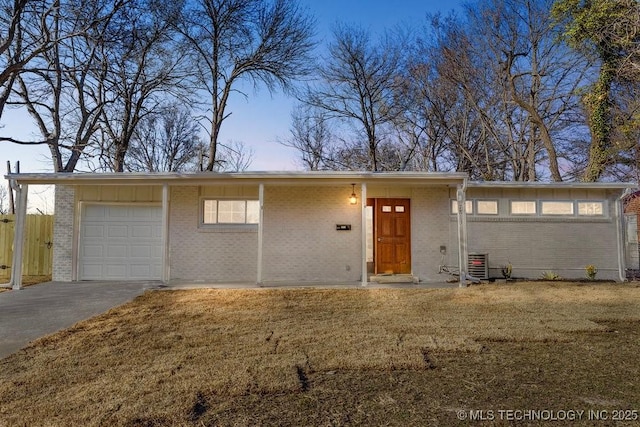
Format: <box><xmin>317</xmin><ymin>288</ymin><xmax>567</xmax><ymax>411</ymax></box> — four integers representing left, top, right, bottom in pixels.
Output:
<box><xmin>4</xmin><ymin>171</ymin><xmax>469</xmax><ymax>187</ymax></box>
<box><xmin>4</xmin><ymin>171</ymin><xmax>636</xmax><ymax>191</ymax></box>
<box><xmin>468</xmin><ymin>181</ymin><xmax>637</xmax><ymax>190</ymax></box>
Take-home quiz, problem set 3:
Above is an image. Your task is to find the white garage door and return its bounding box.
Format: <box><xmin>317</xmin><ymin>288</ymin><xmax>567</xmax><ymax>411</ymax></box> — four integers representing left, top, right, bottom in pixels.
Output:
<box><xmin>79</xmin><ymin>205</ymin><xmax>163</xmax><ymax>280</ymax></box>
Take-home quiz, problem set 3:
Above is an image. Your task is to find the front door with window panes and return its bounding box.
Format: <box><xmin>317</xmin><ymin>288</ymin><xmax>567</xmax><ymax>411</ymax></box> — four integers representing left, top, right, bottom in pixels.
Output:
<box><xmin>375</xmin><ymin>198</ymin><xmax>411</xmax><ymax>274</ymax></box>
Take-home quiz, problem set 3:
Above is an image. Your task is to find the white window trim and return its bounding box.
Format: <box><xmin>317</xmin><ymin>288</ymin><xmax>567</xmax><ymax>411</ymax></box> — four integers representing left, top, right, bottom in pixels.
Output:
<box><xmin>476</xmin><ymin>199</ymin><xmax>499</xmax><ymax>215</ymax></box>
<box><xmin>510</xmin><ymin>200</ymin><xmax>537</xmax><ymax>215</ymax></box>
<box><xmin>577</xmin><ymin>200</ymin><xmax>606</xmax><ymax>217</ymax></box>
<box><xmin>451</xmin><ymin>199</ymin><xmax>473</xmax><ymax>215</ymax></box>
<box><xmin>199</xmin><ymin>198</ymin><xmax>260</xmax><ymax>229</ymax></box>
<box><xmin>540</xmin><ymin>200</ymin><xmax>575</xmax><ymax>216</ymax></box>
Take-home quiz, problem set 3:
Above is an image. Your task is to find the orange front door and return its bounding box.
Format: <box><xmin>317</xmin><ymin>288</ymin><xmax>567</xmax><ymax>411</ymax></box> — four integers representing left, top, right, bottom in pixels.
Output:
<box><xmin>375</xmin><ymin>198</ymin><xmax>411</xmax><ymax>274</ymax></box>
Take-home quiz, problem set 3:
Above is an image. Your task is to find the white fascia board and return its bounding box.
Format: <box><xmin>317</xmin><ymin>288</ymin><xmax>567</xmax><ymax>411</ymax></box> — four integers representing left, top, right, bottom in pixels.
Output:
<box><xmin>4</xmin><ymin>171</ymin><xmax>469</xmax><ymax>186</ymax></box>
<box><xmin>468</xmin><ymin>181</ymin><xmax>637</xmax><ymax>190</ymax></box>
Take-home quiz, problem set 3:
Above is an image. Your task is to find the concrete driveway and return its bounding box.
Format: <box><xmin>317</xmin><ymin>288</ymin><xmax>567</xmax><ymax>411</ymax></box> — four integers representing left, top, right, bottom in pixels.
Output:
<box><xmin>0</xmin><ymin>281</ymin><xmax>158</xmax><ymax>359</ymax></box>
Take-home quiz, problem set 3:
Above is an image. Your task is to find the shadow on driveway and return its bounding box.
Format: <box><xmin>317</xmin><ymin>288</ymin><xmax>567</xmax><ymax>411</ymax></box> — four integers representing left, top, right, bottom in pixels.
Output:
<box><xmin>0</xmin><ymin>281</ymin><xmax>157</xmax><ymax>359</ymax></box>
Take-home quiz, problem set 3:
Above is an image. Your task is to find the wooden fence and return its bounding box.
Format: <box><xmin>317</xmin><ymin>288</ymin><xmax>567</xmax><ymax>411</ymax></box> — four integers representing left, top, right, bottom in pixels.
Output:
<box><xmin>0</xmin><ymin>214</ymin><xmax>54</xmax><ymax>280</ymax></box>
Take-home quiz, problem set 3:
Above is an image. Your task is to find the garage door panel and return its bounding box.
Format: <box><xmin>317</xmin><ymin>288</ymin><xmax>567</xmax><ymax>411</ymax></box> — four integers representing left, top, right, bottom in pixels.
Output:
<box><xmin>107</xmin><ymin>225</ymin><xmax>128</xmax><ymax>238</ymax></box>
<box><xmin>130</xmin><ymin>245</ymin><xmax>152</xmax><ymax>258</ymax></box>
<box><xmin>107</xmin><ymin>207</ymin><xmax>130</xmax><ymax>219</ymax></box>
<box><xmin>83</xmin><ymin>225</ymin><xmax>105</xmax><ymax>238</ymax></box>
<box><xmin>132</xmin><ymin>207</ymin><xmax>159</xmax><ymax>219</ymax></box>
<box><xmin>81</xmin><ymin>264</ymin><xmax>103</xmax><ymax>278</ymax></box>
<box><xmin>131</xmin><ymin>225</ymin><xmax>153</xmax><ymax>238</ymax></box>
<box><xmin>106</xmin><ymin>244</ymin><xmax>128</xmax><ymax>257</ymax></box>
<box><xmin>130</xmin><ymin>264</ymin><xmax>152</xmax><ymax>277</ymax></box>
<box><xmin>84</xmin><ymin>205</ymin><xmax>106</xmax><ymax>219</ymax></box>
<box><xmin>106</xmin><ymin>264</ymin><xmax>128</xmax><ymax>278</ymax></box>
<box><xmin>82</xmin><ymin>245</ymin><xmax>104</xmax><ymax>258</ymax></box>
<box><xmin>80</xmin><ymin>205</ymin><xmax>162</xmax><ymax>280</ymax></box>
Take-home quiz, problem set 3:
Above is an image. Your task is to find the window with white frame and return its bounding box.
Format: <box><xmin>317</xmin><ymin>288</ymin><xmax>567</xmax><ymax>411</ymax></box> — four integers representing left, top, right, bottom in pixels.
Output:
<box><xmin>477</xmin><ymin>200</ymin><xmax>498</xmax><ymax>215</ymax></box>
<box><xmin>203</xmin><ymin>200</ymin><xmax>260</xmax><ymax>224</ymax></box>
<box><xmin>510</xmin><ymin>201</ymin><xmax>536</xmax><ymax>215</ymax></box>
<box><xmin>578</xmin><ymin>201</ymin><xmax>604</xmax><ymax>216</ymax></box>
<box><xmin>541</xmin><ymin>201</ymin><xmax>574</xmax><ymax>215</ymax></box>
<box><xmin>451</xmin><ymin>199</ymin><xmax>473</xmax><ymax>214</ymax></box>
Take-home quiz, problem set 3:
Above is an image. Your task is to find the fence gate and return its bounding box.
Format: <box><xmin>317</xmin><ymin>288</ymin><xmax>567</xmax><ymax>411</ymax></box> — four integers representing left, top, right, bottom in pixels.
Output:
<box><xmin>0</xmin><ymin>214</ymin><xmax>54</xmax><ymax>281</ymax></box>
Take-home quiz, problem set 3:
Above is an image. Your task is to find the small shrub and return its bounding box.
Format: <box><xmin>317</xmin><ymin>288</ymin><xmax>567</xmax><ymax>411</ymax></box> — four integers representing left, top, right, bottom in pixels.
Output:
<box><xmin>541</xmin><ymin>271</ymin><xmax>561</xmax><ymax>280</ymax></box>
<box><xmin>501</xmin><ymin>262</ymin><xmax>513</xmax><ymax>279</ymax></box>
<box><xmin>585</xmin><ymin>265</ymin><xmax>598</xmax><ymax>280</ymax></box>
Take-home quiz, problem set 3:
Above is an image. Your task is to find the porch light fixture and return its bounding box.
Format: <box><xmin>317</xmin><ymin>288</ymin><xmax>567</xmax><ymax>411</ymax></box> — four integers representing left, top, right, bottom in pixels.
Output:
<box><xmin>349</xmin><ymin>183</ymin><xmax>358</xmax><ymax>205</ymax></box>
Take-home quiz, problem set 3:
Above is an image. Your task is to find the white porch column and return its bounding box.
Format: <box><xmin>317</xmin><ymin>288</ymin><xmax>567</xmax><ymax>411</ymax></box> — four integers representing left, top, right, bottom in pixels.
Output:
<box><xmin>616</xmin><ymin>189</ymin><xmax>632</xmax><ymax>282</ymax></box>
<box><xmin>161</xmin><ymin>184</ymin><xmax>170</xmax><ymax>283</ymax></box>
<box><xmin>10</xmin><ymin>183</ymin><xmax>28</xmax><ymax>290</ymax></box>
<box><xmin>456</xmin><ymin>182</ymin><xmax>468</xmax><ymax>287</ymax></box>
<box><xmin>257</xmin><ymin>183</ymin><xmax>264</xmax><ymax>285</ymax></box>
<box><xmin>361</xmin><ymin>183</ymin><xmax>368</xmax><ymax>287</ymax></box>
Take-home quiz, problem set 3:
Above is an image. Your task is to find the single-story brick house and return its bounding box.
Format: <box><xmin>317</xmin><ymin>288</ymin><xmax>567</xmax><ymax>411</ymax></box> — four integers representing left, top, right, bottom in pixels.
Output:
<box><xmin>4</xmin><ymin>171</ymin><xmax>637</xmax><ymax>288</ymax></box>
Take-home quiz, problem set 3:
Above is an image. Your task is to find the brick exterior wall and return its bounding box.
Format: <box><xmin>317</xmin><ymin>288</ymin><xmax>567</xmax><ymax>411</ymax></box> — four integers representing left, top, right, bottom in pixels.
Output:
<box><xmin>262</xmin><ymin>186</ymin><xmax>362</xmax><ymax>282</ymax></box>
<box><xmin>52</xmin><ymin>185</ymin><xmax>75</xmax><ymax>281</ymax></box>
<box><xmin>50</xmin><ymin>181</ymin><xmax>628</xmax><ymax>283</ymax></box>
<box><xmin>169</xmin><ymin>186</ymin><xmax>258</xmax><ymax>282</ymax></box>
<box><xmin>410</xmin><ymin>187</ymin><xmax>452</xmax><ymax>282</ymax></box>
<box><xmin>447</xmin><ymin>187</ymin><xmax>622</xmax><ymax>280</ymax></box>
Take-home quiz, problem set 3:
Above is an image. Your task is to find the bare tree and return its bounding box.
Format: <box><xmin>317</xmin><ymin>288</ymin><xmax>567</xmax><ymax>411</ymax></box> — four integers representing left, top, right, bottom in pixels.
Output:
<box><xmin>177</xmin><ymin>0</ymin><xmax>315</xmax><ymax>171</ymax></box>
<box><xmin>605</xmin><ymin>80</ymin><xmax>640</xmax><ymax>181</ymax></box>
<box><xmin>215</xmin><ymin>140</ymin><xmax>254</xmax><ymax>172</ymax></box>
<box><xmin>95</xmin><ymin>0</ymin><xmax>189</xmax><ymax>172</ymax></box>
<box><xmin>413</xmin><ymin>14</ymin><xmax>512</xmax><ymax>180</ymax></box>
<box><xmin>408</xmin><ymin>1</ymin><xmax>590</xmax><ymax>181</ymax></box>
<box><xmin>3</xmin><ymin>0</ymin><xmax>127</xmax><ymax>172</ymax></box>
<box><xmin>480</xmin><ymin>0</ymin><xmax>586</xmax><ymax>181</ymax></box>
<box><xmin>303</xmin><ymin>24</ymin><xmax>404</xmax><ymax>171</ymax></box>
<box><xmin>125</xmin><ymin>104</ymin><xmax>203</xmax><ymax>172</ymax></box>
<box><xmin>0</xmin><ymin>0</ymin><xmax>59</xmax><ymax>119</ymax></box>
<box><xmin>280</xmin><ymin>105</ymin><xmax>335</xmax><ymax>170</ymax></box>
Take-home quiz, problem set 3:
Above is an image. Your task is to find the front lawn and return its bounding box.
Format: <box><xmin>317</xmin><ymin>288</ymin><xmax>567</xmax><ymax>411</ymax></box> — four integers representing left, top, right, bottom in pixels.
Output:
<box><xmin>1</xmin><ymin>282</ymin><xmax>639</xmax><ymax>426</ymax></box>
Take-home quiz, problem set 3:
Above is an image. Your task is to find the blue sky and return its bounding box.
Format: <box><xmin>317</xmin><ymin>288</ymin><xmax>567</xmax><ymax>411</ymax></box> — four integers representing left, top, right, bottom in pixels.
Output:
<box><xmin>0</xmin><ymin>0</ymin><xmax>462</xmax><ymax>183</ymax></box>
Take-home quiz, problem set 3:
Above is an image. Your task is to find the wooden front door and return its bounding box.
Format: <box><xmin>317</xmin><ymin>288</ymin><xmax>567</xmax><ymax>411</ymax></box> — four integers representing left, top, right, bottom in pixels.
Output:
<box><xmin>375</xmin><ymin>198</ymin><xmax>411</xmax><ymax>274</ymax></box>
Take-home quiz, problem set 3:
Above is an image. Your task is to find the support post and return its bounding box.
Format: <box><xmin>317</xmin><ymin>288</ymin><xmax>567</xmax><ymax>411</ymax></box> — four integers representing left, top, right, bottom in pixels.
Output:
<box><xmin>10</xmin><ymin>183</ymin><xmax>28</xmax><ymax>290</ymax></box>
<box><xmin>456</xmin><ymin>182</ymin><xmax>468</xmax><ymax>287</ymax></box>
<box><xmin>161</xmin><ymin>184</ymin><xmax>170</xmax><ymax>283</ymax></box>
<box><xmin>257</xmin><ymin>183</ymin><xmax>264</xmax><ymax>285</ymax></box>
<box><xmin>6</xmin><ymin>161</ymin><xmax>15</xmax><ymax>214</ymax></box>
<box><xmin>361</xmin><ymin>183</ymin><xmax>368</xmax><ymax>287</ymax></box>
<box><xmin>616</xmin><ymin>189</ymin><xmax>633</xmax><ymax>282</ymax></box>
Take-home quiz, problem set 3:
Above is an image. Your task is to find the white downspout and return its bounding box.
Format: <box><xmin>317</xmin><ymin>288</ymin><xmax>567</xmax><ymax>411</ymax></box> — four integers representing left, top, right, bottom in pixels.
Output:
<box><xmin>10</xmin><ymin>181</ymin><xmax>28</xmax><ymax>290</ymax></box>
<box><xmin>616</xmin><ymin>188</ymin><xmax>634</xmax><ymax>282</ymax></box>
<box><xmin>257</xmin><ymin>183</ymin><xmax>264</xmax><ymax>285</ymax></box>
<box><xmin>161</xmin><ymin>184</ymin><xmax>170</xmax><ymax>283</ymax></box>
<box><xmin>361</xmin><ymin>183</ymin><xmax>367</xmax><ymax>287</ymax></box>
<box><xmin>456</xmin><ymin>179</ymin><xmax>468</xmax><ymax>287</ymax></box>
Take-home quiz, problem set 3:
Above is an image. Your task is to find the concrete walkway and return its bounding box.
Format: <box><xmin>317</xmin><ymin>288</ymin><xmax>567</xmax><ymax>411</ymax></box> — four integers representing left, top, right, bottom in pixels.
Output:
<box><xmin>0</xmin><ymin>281</ymin><xmax>156</xmax><ymax>359</ymax></box>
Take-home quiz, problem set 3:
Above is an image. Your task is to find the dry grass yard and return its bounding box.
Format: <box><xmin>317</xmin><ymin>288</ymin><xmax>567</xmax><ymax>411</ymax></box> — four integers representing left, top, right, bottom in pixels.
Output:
<box><xmin>1</xmin><ymin>281</ymin><xmax>640</xmax><ymax>426</ymax></box>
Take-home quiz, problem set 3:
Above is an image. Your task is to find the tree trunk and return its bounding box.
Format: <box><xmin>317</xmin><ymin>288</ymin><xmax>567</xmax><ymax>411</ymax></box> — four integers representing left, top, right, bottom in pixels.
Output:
<box><xmin>582</xmin><ymin>63</ymin><xmax>615</xmax><ymax>182</ymax></box>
